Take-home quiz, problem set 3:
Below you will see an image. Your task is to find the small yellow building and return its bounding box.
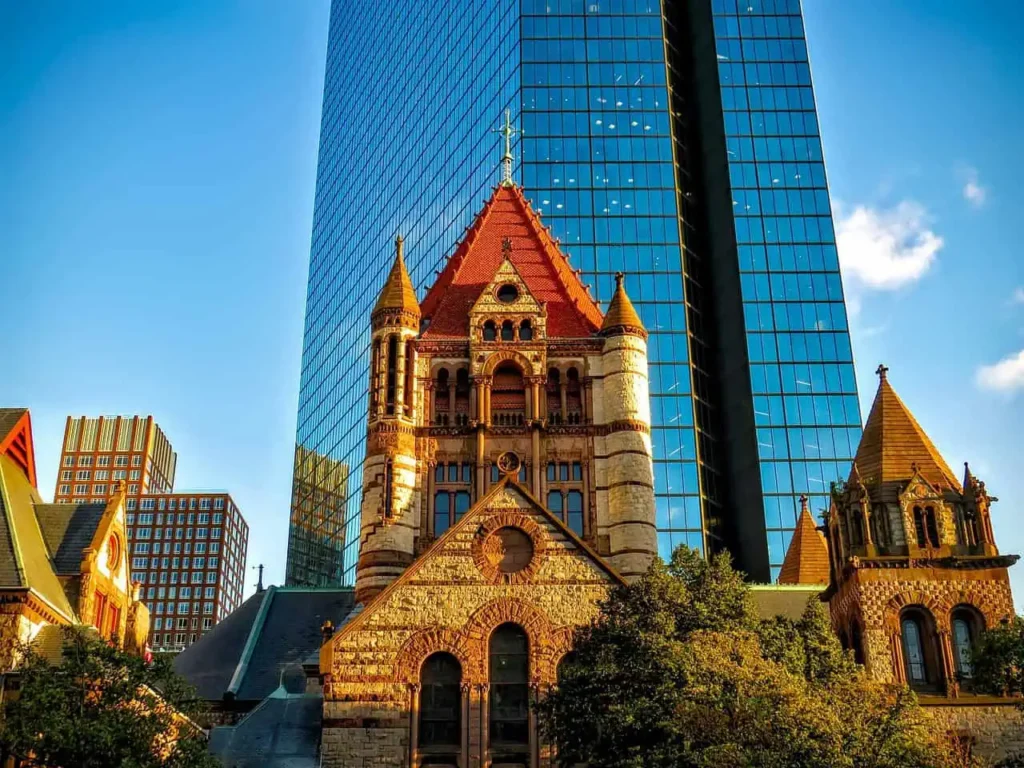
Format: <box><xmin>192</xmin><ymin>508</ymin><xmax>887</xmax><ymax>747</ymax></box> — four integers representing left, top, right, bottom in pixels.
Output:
<box><xmin>0</xmin><ymin>408</ymin><xmax>149</xmax><ymax>669</ymax></box>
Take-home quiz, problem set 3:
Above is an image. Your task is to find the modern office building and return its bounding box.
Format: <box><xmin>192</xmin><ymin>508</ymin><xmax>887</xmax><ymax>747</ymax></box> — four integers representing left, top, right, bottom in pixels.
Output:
<box><xmin>54</xmin><ymin>416</ymin><xmax>249</xmax><ymax>651</ymax></box>
<box><xmin>290</xmin><ymin>0</ymin><xmax>859</xmax><ymax>584</ymax></box>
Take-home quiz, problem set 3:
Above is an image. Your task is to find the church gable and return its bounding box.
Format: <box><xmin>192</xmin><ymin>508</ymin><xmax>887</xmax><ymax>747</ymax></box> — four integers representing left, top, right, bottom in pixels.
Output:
<box><xmin>469</xmin><ymin>252</ymin><xmax>547</xmax><ymax>344</ymax></box>
<box><xmin>323</xmin><ymin>478</ymin><xmax>621</xmax><ymax>689</ymax></box>
<box><xmin>420</xmin><ymin>184</ymin><xmax>603</xmax><ymax>339</ymax></box>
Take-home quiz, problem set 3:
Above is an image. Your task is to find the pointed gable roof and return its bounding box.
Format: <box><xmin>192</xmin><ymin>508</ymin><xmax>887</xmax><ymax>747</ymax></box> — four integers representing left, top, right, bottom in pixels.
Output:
<box><xmin>852</xmin><ymin>366</ymin><xmax>960</xmax><ymax>490</ymax></box>
<box><xmin>0</xmin><ymin>409</ymin><xmax>37</xmax><ymax>488</ymax></box>
<box><xmin>778</xmin><ymin>496</ymin><xmax>830</xmax><ymax>585</ymax></box>
<box><xmin>0</xmin><ymin>456</ymin><xmax>76</xmax><ymax>620</ymax></box>
<box><xmin>420</xmin><ymin>185</ymin><xmax>603</xmax><ymax>338</ymax></box>
<box><xmin>372</xmin><ymin>236</ymin><xmax>420</xmax><ymax>319</ymax></box>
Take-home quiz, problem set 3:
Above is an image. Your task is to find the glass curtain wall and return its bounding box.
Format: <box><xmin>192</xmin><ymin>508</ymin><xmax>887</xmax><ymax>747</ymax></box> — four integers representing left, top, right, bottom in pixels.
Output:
<box><xmin>710</xmin><ymin>0</ymin><xmax>860</xmax><ymax>579</ymax></box>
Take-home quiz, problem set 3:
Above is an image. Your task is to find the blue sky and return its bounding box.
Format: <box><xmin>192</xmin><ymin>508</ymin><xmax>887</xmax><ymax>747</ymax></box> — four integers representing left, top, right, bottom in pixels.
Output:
<box><xmin>1</xmin><ymin>2</ymin><xmax>1021</xmax><ymax>599</ymax></box>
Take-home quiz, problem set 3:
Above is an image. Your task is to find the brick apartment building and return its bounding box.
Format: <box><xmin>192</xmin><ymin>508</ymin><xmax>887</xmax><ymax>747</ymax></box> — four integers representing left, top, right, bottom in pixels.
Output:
<box><xmin>54</xmin><ymin>415</ymin><xmax>248</xmax><ymax>651</ymax></box>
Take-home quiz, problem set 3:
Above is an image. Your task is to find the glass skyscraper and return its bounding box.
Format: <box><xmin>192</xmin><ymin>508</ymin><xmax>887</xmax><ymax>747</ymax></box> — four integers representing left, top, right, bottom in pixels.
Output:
<box><xmin>286</xmin><ymin>0</ymin><xmax>859</xmax><ymax>586</ymax></box>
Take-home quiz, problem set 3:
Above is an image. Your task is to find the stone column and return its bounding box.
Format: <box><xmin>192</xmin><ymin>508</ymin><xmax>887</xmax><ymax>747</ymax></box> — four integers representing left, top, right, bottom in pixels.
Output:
<box><xmin>529</xmin><ymin>682</ymin><xmax>540</xmax><ymax>768</ymax></box>
<box><xmin>409</xmin><ymin>683</ymin><xmax>421</xmax><ymax>768</ymax></box>
<box><xmin>476</xmin><ymin>428</ymin><xmax>486</xmax><ymax>499</ymax></box>
<box><xmin>449</xmin><ymin>381</ymin><xmax>457</xmax><ymax>419</ymax></box>
<box><xmin>581</xmin><ymin>376</ymin><xmax>592</xmax><ymax>422</ymax></box>
<box><xmin>582</xmin><ymin>459</ymin><xmax>591</xmax><ymax>539</ymax></box>
<box><xmin>532</xmin><ymin>427</ymin><xmax>541</xmax><ymax>494</ymax></box>
<box><xmin>938</xmin><ymin>629</ymin><xmax>958</xmax><ymax>697</ymax></box>
<box><xmin>559</xmin><ymin>381</ymin><xmax>568</xmax><ymax>416</ymax></box>
<box><xmin>478</xmin><ymin>684</ymin><xmax>489</xmax><ymax>768</ymax></box>
<box><xmin>525</xmin><ymin>383</ymin><xmax>533</xmax><ymax>421</ymax></box>
<box><xmin>426</xmin><ymin>462</ymin><xmax>437</xmax><ymax>539</ymax></box>
<box><xmin>396</xmin><ymin>340</ymin><xmax>407</xmax><ymax>415</ymax></box>
<box><xmin>425</xmin><ymin>382</ymin><xmax>435</xmax><ymax>426</ymax></box>
<box><xmin>460</xmin><ymin>683</ymin><xmax>471</xmax><ymax>768</ymax></box>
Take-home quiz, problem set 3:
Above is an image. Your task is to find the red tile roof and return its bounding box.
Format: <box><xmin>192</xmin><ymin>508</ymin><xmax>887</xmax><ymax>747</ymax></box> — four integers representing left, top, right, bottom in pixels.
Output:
<box><xmin>420</xmin><ymin>185</ymin><xmax>604</xmax><ymax>338</ymax></box>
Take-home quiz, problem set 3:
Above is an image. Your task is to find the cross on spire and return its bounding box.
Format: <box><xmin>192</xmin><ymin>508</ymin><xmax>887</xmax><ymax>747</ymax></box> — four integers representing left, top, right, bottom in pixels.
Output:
<box><xmin>492</xmin><ymin>109</ymin><xmax>521</xmax><ymax>187</ymax></box>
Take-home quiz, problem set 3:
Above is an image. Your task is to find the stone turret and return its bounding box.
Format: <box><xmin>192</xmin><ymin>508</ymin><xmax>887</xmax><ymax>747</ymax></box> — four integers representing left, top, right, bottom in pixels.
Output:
<box><xmin>596</xmin><ymin>273</ymin><xmax>657</xmax><ymax>579</ymax></box>
<box><xmin>355</xmin><ymin>236</ymin><xmax>422</xmax><ymax>604</ymax></box>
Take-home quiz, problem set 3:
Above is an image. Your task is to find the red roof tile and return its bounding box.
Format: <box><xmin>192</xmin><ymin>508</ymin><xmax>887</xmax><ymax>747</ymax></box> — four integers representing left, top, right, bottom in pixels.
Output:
<box><xmin>420</xmin><ymin>185</ymin><xmax>603</xmax><ymax>338</ymax></box>
<box><xmin>778</xmin><ymin>497</ymin><xmax>830</xmax><ymax>585</ymax></box>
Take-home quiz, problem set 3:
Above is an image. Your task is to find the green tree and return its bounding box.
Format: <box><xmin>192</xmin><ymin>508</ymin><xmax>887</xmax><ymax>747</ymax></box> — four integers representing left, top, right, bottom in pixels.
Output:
<box><xmin>0</xmin><ymin>626</ymin><xmax>219</xmax><ymax>768</ymax></box>
<box><xmin>538</xmin><ymin>546</ymin><xmax>961</xmax><ymax>768</ymax></box>
<box><xmin>971</xmin><ymin>616</ymin><xmax>1024</xmax><ymax>699</ymax></box>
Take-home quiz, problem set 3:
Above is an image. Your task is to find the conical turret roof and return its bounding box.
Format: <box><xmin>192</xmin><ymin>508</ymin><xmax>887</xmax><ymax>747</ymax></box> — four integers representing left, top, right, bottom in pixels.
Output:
<box><xmin>778</xmin><ymin>496</ymin><xmax>830</xmax><ymax>585</ymax></box>
<box><xmin>852</xmin><ymin>366</ymin><xmax>960</xmax><ymax>490</ymax></box>
<box><xmin>372</xmin><ymin>236</ymin><xmax>420</xmax><ymax>319</ymax></box>
<box><xmin>601</xmin><ymin>273</ymin><xmax>645</xmax><ymax>336</ymax></box>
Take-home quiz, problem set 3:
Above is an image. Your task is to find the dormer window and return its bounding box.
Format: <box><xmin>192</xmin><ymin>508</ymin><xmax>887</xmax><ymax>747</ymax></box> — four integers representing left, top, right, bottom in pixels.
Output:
<box><xmin>496</xmin><ymin>284</ymin><xmax>518</xmax><ymax>303</ymax></box>
<box><xmin>501</xmin><ymin>320</ymin><xmax>515</xmax><ymax>341</ymax></box>
<box><xmin>483</xmin><ymin>321</ymin><xmax>497</xmax><ymax>341</ymax></box>
<box><xmin>519</xmin><ymin>319</ymin><xmax>533</xmax><ymax>341</ymax></box>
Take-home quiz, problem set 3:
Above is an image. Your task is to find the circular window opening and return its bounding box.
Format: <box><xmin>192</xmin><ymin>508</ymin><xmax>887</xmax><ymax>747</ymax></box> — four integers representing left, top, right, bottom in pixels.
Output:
<box><xmin>496</xmin><ymin>284</ymin><xmax>519</xmax><ymax>303</ymax></box>
<box><xmin>483</xmin><ymin>527</ymin><xmax>534</xmax><ymax>573</ymax></box>
<box><xmin>497</xmin><ymin>451</ymin><xmax>521</xmax><ymax>475</ymax></box>
<box><xmin>106</xmin><ymin>535</ymin><xmax>120</xmax><ymax>570</ymax></box>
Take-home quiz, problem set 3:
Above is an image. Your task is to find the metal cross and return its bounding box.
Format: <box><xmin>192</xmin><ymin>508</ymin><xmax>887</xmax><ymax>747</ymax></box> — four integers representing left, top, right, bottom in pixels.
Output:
<box><xmin>492</xmin><ymin>109</ymin><xmax>521</xmax><ymax>187</ymax></box>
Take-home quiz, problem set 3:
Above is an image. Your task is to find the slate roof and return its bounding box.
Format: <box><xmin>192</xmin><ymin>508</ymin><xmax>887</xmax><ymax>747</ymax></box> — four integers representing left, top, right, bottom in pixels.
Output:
<box><xmin>0</xmin><ymin>409</ymin><xmax>27</xmax><ymax>444</ymax></box>
<box><xmin>174</xmin><ymin>586</ymin><xmax>356</xmax><ymax>703</ymax></box>
<box><xmin>35</xmin><ymin>503</ymin><xmax>107</xmax><ymax>574</ymax></box>
<box><xmin>209</xmin><ymin>691</ymin><xmax>322</xmax><ymax>767</ymax></box>
<box><xmin>420</xmin><ymin>184</ymin><xmax>604</xmax><ymax>338</ymax></box>
<box><xmin>777</xmin><ymin>498</ymin><xmax>830</xmax><ymax>585</ymax></box>
<box><xmin>750</xmin><ymin>584</ymin><xmax>824</xmax><ymax>621</ymax></box>
<box><xmin>853</xmin><ymin>370</ymin><xmax>960</xmax><ymax>490</ymax></box>
<box><xmin>0</xmin><ymin>455</ymin><xmax>76</xmax><ymax>619</ymax></box>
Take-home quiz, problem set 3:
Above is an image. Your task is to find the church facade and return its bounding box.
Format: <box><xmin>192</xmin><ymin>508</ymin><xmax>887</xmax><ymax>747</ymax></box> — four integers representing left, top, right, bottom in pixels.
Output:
<box><xmin>319</xmin><ymin>166</ymin><xmax>659</xmax><ymax>766</ymax></box>
<box><xmin>310</xmin><ymin>155</ymin><xmax>1022</xmax><ymax>765</ymax></box>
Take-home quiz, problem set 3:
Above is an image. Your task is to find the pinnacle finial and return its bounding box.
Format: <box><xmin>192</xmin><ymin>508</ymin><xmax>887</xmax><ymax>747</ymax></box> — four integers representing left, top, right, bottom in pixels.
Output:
<box><xmin>492</xmin><ymin>109</ymin><xmax>521</xmax><ymax>187</ymax></box>
<box><xmin>799</xmin><ymin>494</ymin><xmax>809</xmax><ymax>513</ymax></box>
<box><xmin>615</xmin><ymin>271</ymin><xmax>625</xmax><ymax>287</ymax></box>
<box><xmin>502</xmin><ymin>237</ymin><xmax>513</xmax><ymax>259</ymax></box>
<box><xmin>395</xmin><ymin>233</ymin><xmax>404</xmax><ymax>260</ymax></box>
<box><xmin>876</xmin><ymin>363</ymin><xmax>889</xmax><ymax>381</ymax></box>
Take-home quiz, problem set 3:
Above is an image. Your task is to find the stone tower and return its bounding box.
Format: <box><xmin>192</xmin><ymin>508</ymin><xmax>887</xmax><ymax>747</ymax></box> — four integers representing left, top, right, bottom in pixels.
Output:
<box><xmin>355</xmin><ymin>235</ymin><xmax>422</xmax><ymax>603</ymax></box>
<box><xmin>825</xmin><ymin>366</ymin><xmax>1017</xmax><ymax>694</ymax></box>
<box><xmin>597</xmin><ymin>273</ymin><xmax>658</xmax><ymax>578</ymax></box>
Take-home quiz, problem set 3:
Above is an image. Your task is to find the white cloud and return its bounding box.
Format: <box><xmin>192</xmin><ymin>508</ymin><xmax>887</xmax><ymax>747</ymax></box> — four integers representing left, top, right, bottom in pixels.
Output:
<box><xmin>961</xmin><ymin>167</ymin><xmax>988</xmax><ymax>208</ymax></box>
<box><xmin>976</xmin><ymin>350</ymin><xmax>1024</xmax><ymax>393</ymax></box>
<box><xmin>1013</xmin><ymin>287</ymin><xmax>1024</xmax><ymax>305</ymax></box>
<box><xmin>834</xmin><ymin>201</ymin><xmax>944</xmax><ymax>290</ymax></box>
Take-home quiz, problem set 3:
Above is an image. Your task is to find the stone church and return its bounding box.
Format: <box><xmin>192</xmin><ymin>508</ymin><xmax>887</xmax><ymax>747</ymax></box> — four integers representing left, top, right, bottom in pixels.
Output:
<box><xmin>178</xmin><ymin>163</ymin><xmax>1023</xmax><ymax>765</ymax></box>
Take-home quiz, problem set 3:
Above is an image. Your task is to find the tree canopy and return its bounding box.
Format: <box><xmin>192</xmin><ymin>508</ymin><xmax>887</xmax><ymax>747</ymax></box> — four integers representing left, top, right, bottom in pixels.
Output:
<box><xmin>0</xmin><ymin>626</ymin><xmax>219</xmax><ymax>768</ymax></box>
<box><xmin>538</xmin><ymin>546</ymin><xmax>962</xmax><ymax>768</ymax></box>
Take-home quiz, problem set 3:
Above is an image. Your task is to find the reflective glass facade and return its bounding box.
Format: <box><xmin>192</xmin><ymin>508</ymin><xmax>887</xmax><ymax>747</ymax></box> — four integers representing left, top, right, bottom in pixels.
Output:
<box><xmin>288</xmin><ymin>0</ymin><xmax>858</xmax><ymax>586</ymax></box>
<box><xmin>709</xmin><ymin>0</ymin><xmax>861</xmax><ymax>580</ymax></box>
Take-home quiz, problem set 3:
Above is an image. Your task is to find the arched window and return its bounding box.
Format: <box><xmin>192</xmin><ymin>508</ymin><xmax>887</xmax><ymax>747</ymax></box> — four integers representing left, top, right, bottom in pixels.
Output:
<box><xmin>370</xmin><ymin>339</ymin><xmax>381</xmax><ymax>412</ymax></box>
<box><xmin>403</xmin><ymin>340</ymin><xmax>415</xmax><ymax>417</ymax></box>
<box><xmin>951</xmin><ymin>606</ymin><xmax>985</xmax><ymax>679</ymax></box>
<box><xmin>435</xmin><ymin>368</ymin><xmax>450</xmax><ymax>425</ymax></box>
<box><xmin>519</xmin><ymin>319</ymin><xmax>533</xmax><ymax>341</ymax></box>
<box><xmin>492</xmin><ymin>363</ymin><xmax>526</xmax><ymax>426</ymax></box>
<box><xmin>546</xmin><ymin>368</ymin><xmax>561</xmax><ymax>424</ymax></box>
<box><xmin>566</xmin><ymin>490</ymin><xmax>584</xmax><ymax>536</ymax></box>
<box><xmin>384</xmin><ymin>461</ymin><xmax>394</xmax><ymax>520</ymax></box>
<box><xmin>455</xmin><ymin>368</ymin><xmax>471</xmax><ymax>426</ymax></box>
<box><xmin>924</xmin><ymin>506</ymin><xmax>940</xmax><ymax>548</ymax></box>
<box><xmin>872</xmin><ymin>504</ymin><xmax>890</xmax><ymax>548</ymax></box>
<box><xmin>850</xmin><ymin>622</ymin><xmax>865</xmax><ymax>665</ymax></box>
<box><xmin>913</xmin><ymin>506</ymin><xmax>940</xmax><ymax>548</ymax></box>
<box><xmin>454</xmin><ymin>491</ymin><xmax>471</xmax><ymax>522</ymax></box>
<box><xmin>385</xmin><ymin>336</ymin><xmax>398</xmax><ymax>414</ymax></box>
<box><xmin>566</xmin><ymin>367</ymin><xmax>582</xmax><ymax>424</ymax></box>
<box><xmin>434</xmin><ymin>492</ymin><xmax>451</xmax><ymax>536</ymax></box>
<box><xmin>900</xmin><ymin>608</ymin><xmax>941</xmax><ymax>690</ymax></box>
<box><xmin>490</xmin><ymin>624</ymin><xmax>529</xmax><ymax>751</ymax></box>
<box><xmin>420</xmin><ymin>653</ymin><xmax>462</xmax><ymax>751</ymax></box>
<box><xmin>547</xmin><ymin>491</ymin><xmax>563</xmax><ymax>516</ymax></box>
<box><xmin>483</xmin><ymin>320</ymin><xmax>497</xmax><ymax>342</ymax></box>
<box><xmin>501</xmin><ymin>320</ymin><xmax>515</xmax><ymax>341</ymax></box>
